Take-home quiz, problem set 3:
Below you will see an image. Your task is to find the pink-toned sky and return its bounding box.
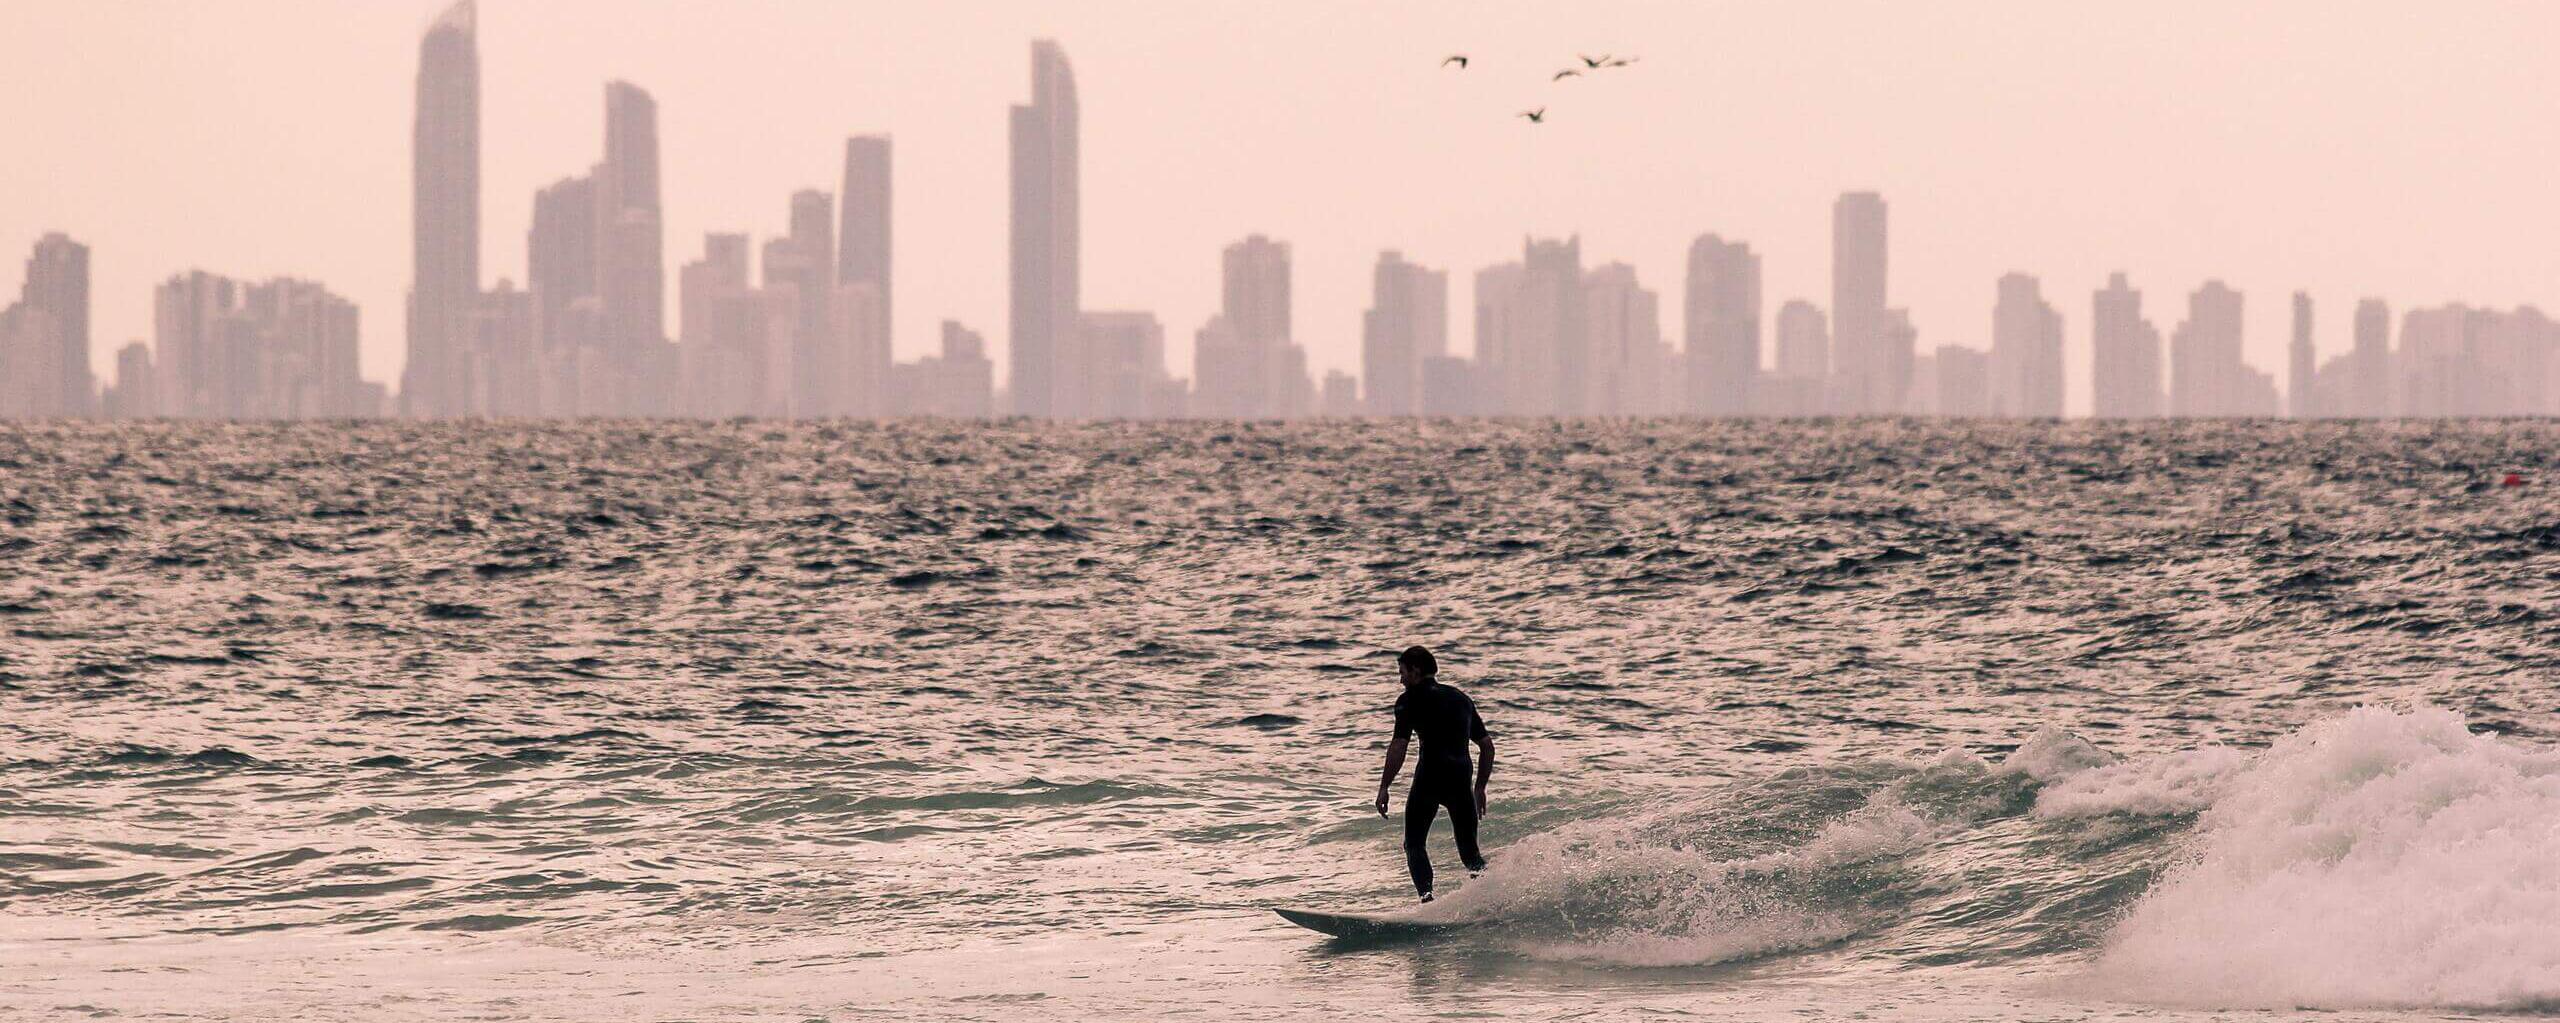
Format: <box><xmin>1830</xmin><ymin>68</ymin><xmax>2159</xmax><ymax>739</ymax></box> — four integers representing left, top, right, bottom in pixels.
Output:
<box><xmin>3</xmin><ymin>1</ymin><xmax>2554</xmax><ymax>414</ymax></box>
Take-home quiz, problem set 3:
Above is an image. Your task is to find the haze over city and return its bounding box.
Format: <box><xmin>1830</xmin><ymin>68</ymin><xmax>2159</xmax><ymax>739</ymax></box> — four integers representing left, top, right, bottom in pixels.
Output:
<box><xmin>2</xmin><ymin>0</ymin><xmax>2556</xmax><ymax>416</ymax></box>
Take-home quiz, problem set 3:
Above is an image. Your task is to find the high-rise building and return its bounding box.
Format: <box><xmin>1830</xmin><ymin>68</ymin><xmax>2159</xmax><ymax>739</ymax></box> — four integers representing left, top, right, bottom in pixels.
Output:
<box><xmin>1200</xmin><ymin>235</ymin><xmax>1309</xmax><ymax>418</ymax></box>
<box><xmin>768</xmin><ymin>189</ymin><xmax>838</xmax><ymax>414</ymax></box>
<box><xmin>1359</xmin><ymin>251</ymin><xmax>1445</xmax><ymax>417</ymax></box>
<box><xmin>2287</xmin><ymin>292</ymin><xmax>2315</xmax><ymax>418</ymax></box>
<box><xmin>528</xmin><ymin>174</ymin><xmax>597</xmax><ymax>412</ymax></box>
<box><xmin>19</xmin><ymin>234</ymin><xmax>92</xmax><ymax>415</ymax></box>
<box><xmin>2351</xmin><ymin>298</ymin><xmax>2392</xmax><ymax>417</ymax></box>
<box><xmin>1684</xmin><ymin>234</ymin><xmax>1760</xmax><ymax>416</ymax></box>
<box><xmin>1319</xmin><ymin>371</ymin><xmax>1361</xmax><ymax>417</ymax></box>
<box><xmin>1081</xmin><ymin>311</ymin><xmax>1180</xmax><ymax>419</ymax></box>
<box><xmin>2091</xmin><ymin>272</ymin><xmax>2162</xmax><ymax>419</ymax></box>
<box><xmin>468</xmin><ymin>280</ymin><xmax>537</xmax><ymax>417</ymax></box>
<box><xmin>1934</xmin><ymin>345</ymin><xmax>1993</xmax><ymax>417</ymax></box>
<box><xmin>1009</xmin><ymin>41</ymin><xmax>1079</xmax><ymax>418</ymax></box>
<box><xmin>837</xmin><ymin>136</ymin><xmax>892</xmax><ymax>371</ymax></box>
<box><xmin>2170</xmin><ymin>280</ymin><xmax>2277</xmax><ymax>417</ymax></box>
<box><xmin>1990</xmin><ymin>272</ymin><xmax>2063</xmax><ymax>418</ymax></box>
<box><xmin>1585</xmin><ymin>262</ymin><xmax>1671</xmax><ymax>415</ymax></box>
<box><xmin>595</xmin><ymin>80</ymin><xmax>668</xmax><ymax>414</ymax></box>
<box><xmin>1471</xmin><ymin>261</ymin><xmax>1523</xmax><ymax>414</ymax></box>
<box><xmin>1517</xmin><ymin>237</ymin><xmax>1584</xmax><ymax>415</ymax></box>
<box><xmin>1830</xmin><ymin>192</ymin><xmax>1893</xmax><ymax>414</ymax></box>
<box><xmin>103</xmin><ymin>341</ymin><xmax>156</xmax><ymax>419</ymax></box>
<box><xmin>1762</xmin><ymin>300</ymin><xmax>1829</xmax><ymax>416</ymax></box>
<box><xmin>890</xmin><ymin>321</ymin><xmax>995</xmax><ymax>418</ymax></box>
<box><xmin>678</xmin><ymin>233</ymin><xmax>764</xmax><ymax>417</ymax></box>
<box><xmin>153</xmin><ymin>270</ymin><xmax>237</xmax><ymax>418</ymax></box>
<box><xmin>403</xmin><ymin>0</ymin><xmax>479</xmax><ymax>418</ymax></box>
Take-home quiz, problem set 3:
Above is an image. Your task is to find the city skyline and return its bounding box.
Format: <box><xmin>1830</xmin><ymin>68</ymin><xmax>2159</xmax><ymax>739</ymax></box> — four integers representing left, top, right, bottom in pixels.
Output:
<box><xmin>4</xmin><ymin>2</ymin><xmax>2557</xmax><ymax>418</ymax></box>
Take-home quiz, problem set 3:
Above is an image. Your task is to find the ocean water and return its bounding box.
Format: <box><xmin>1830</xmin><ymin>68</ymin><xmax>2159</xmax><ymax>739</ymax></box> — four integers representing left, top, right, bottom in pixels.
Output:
<box><xmin>1</xmin><ymin>418</ymin><xmax>2555</xmax><ymax>1022</ymax></box>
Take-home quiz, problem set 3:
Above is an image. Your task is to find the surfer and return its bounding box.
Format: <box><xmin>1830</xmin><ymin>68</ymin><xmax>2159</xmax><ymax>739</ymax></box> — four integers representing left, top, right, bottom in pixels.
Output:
<box><xmin>1375</xmin><ymin>645</ymin><xmax>1493</xmax><ymax>901</ymax></box>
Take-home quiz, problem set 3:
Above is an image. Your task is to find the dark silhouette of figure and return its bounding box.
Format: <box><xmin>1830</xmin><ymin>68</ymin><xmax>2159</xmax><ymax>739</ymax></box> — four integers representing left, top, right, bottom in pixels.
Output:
<box><xmin>1374</xmin><ymin>646</ymin><xmax>1494</xmax><ymax>901</ymax></box>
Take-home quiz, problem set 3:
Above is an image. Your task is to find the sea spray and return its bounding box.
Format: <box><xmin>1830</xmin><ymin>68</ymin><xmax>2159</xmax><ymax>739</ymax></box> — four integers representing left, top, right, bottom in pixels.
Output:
<box><xmin>2086</xmin><ymin>706</ymin><xmax>2560</xmax><ymax>1009</ymax></box>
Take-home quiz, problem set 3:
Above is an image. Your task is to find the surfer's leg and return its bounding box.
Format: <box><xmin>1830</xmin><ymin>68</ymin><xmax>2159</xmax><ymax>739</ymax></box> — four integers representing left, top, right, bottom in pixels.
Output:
<box><xmin>1402</xmin><ymin>789</ymin><xmax>1439</xmax><ymax>897</ymax></box>
<box><xmin>1443</xmin><ymin>780</ymin><xmax>1486</xmax><ymax>874</ymax></box>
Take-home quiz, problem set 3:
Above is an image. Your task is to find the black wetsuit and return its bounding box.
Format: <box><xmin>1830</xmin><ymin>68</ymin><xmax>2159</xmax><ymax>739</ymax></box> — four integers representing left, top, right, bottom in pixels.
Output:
<box><xmin>1393</xmin><ymin>681</ymin><xmax>1489</xmax><ymax>896</ymax></box>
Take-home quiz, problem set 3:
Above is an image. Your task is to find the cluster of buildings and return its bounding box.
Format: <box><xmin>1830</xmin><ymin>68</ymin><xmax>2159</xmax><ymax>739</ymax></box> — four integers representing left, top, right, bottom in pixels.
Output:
<box><xmin>4</xmin><ymin>4</ymin><xmax>2555</xmax><ymax>423</ymax></box>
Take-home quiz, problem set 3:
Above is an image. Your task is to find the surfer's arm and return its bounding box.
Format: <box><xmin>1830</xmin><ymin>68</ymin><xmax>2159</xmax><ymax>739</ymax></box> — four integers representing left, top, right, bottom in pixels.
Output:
<box><xmin>1375</xmin><ymin>735</ymin><xmax>1408</xmax><ymax>817</ymax></box>
<box><xmin>1472</xmin><ymin>734</ymin><xmax>1494</xmax><ymax>811</ymax></box>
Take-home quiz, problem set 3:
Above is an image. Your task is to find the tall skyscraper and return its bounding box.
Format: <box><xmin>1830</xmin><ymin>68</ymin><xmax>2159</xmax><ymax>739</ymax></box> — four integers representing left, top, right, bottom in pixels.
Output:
<box><xmin>1768</xmin><ymin>300</ymin><xmax>1829</xmax><ymax>415</ymax></box>
<box><xmin>1081</xmin><ymin>311</ymin><xmax>1179</xmax><ymax>419</ymax></box>
<box><xmin>594</xmin><ymin>80</ymin><xmax>667</xmax><ymax>414</ymax></box>
<box><xmin>2091</xmin><ymin>272</ymin><xmax>2162</xmax><ymax>419</ymax></box>
<box><xmin>1684</xmin><ymin>234</ymin><xmax>1760</xmax><ymax>417</ymax></box>
<box><xmin>1830</xmin><ymin>192</ymin><xmax>1892</xmax><ymax>414</ymax></box>
<box><xmin>1360</xmin><ymin>251</ymin><xmax>1445</xmax><ymax>417</ymax></box>
<box><xmin>19</xmin><ymin>234</ymin><xmax>92</xmax><ymax>415</ymax></box>
<box><xmin>1990</xmin><ymin>272</ymin><xmax>2063</xmax><ymax>418</ymax></box>
<box><xmin>1199</xmin><ymin>235</ymin><xmax>1307</xmax><ymax>418</ymax></box>
<box><xmin>1518</xmin><ymin>236</ymin><xmax>1584</xmax><ymax>415</ymax></box>
<box><xmin>153</xmin><ymin>270</ymin><xmax>237</xmax><ymax>418</ymax></box>
<box><xmin>402</xmin><ymin>0</ymin><xmax>479</xmax><ymax>417</ymax></box>
<box><xmin>1585</xmin><ymin>263</ymin><xmax>1671</xmax><ymax>415</ymax></box>
<box><xmin>773</xmin><ymin>189</ymin><xmax>837</xmax><ymax>414</ymax></box>
<box><xmin>837</xmin><ymin>135</ymin><xmax>892</xmax><ymax>363</ymax></box>
<box><xmin>2351</xmin><ymin>298</ymin><xmax>2392</xmax><ymax>417</ymax></box>
<box><xmin>1009</xmin><ymin>41</ymin><xmax>1079</xmax><ymax>418</ymax></box>
<box><xmin>527</xmin><ymin>174</ymin><xmax>597</xmax><ymax>413</ymax></box>
<box><xmin>2170</xmin><ymin>280</ymin><xmax>2276</xmax><ymax>416</ymax></box>
<box><xmin>2287</xmin><ymin>292</ymin><xmax>2315</xmax><ymax>418</ymax></box>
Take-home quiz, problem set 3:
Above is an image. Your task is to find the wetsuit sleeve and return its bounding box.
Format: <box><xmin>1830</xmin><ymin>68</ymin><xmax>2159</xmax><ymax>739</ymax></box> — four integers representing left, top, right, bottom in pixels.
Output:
<box><xmin>1393</xmin><ymin>694</ymin><xmax>1413</xmax><ymax>742</ymax></box>
<box><xmin>1468</xmin><ymin>697</ymin><xmax>1489</xmax><ymax>741</ymax></box>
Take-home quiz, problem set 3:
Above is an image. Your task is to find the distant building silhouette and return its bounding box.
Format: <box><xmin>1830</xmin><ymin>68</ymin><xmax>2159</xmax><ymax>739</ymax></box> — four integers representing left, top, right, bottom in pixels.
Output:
<box><xmin>2169</xmin><ymin>281</ymin><xmax>2278</xmax><ymax>417</ymax></box>
<box><xmin>1933</xmin><ymin>344</ymin><xmax>1993</xmax><ymax>417</ymax></box>
<box><xmin>1763</xmin><ymin>299</ymin><xmax>1828</xmax><ymax>416</ymax></box>
<box><xmin>2287</xmin><ymin>292</ymin><xmax>2315</xmax><ymax>419</ymax></box>
<box><xmin>1684</xmin><ymin>234</ymin><xmax>1759</xmax><ymax>417</ymax></box>
<box><xmin>402</xmin><ymin>0</ymin><xmax>479</xmax><ymax>418</ymax></box>
<box><xmin>1193</xmin><ymin>235</ymin><xmax>1311</xmax><ymax>418</ymax></box>
<box><xmin>889</xmin><ymin>321</ymin><xmax>994</xmax><ymax>417</ymax></box>
<box><xmin>0</xmin><ymin>233</ymin><xmax>91</xmax><ymax>418</ymax></box>
<box><xmin>1585</xmin><ymin>262</ymin><xmax>1674</xmax><ymax>415</ymax></box>
<box><xmin>2090</xmin><ymin>273</ymin><xmax>2162</xmax><ymax>418</ymax></box>
<box><xmin>1009</xmin><ymin>40</ymin><xmax>1079</xmax><ymax>418</ymax></box>
<box><xmin>1359</xmin><ymin>251</ymin><xmax>1446</xmax><ymax>417</ymax></box>
<box><xmin>524</xmin><ymin>176</ymin><xmax>592</xmax><ymax>415</ymax></box>
<box><xmin>1990</xmin><ymin>272</ymin><xmax>2062</xmax><ymax>417</ymax></box>
<box><xmin>594</xmin><ymin>81</ymin><xmax>670</xmax><ymax>415</ymax></box>
<box><xmin>838</xmin><ymin>135</ymin><xmax>892</xmax><ymax>374</ymax></box>
<box><xmin>1081</xmin><ymin>310</ymin><xmax>1183</xmax><ymax>419</ymax></box>
<box><xmin>1830</xmin><ymin>192</ymin><xmax>1897</xmax><ymax>414</ymax></box>
<box><xmin>2351</xmin><ymin>298</ymin><xmax>2393</xmax><ymax>417</ymax></box>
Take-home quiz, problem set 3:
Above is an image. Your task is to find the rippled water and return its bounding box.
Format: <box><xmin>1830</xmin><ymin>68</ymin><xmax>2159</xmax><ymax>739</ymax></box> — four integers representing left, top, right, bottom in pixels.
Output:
<box><xmin>2</xmin><ymin>419</ymin><xmax>2555</xmax><ymax>1021</ymax></box>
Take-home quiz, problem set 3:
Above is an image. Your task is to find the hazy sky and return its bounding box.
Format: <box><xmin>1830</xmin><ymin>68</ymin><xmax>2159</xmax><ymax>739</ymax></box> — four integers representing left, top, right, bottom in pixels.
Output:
<box><xmin>4</xmin><ymin>1</ymin><xmax>2555</xmax><ymax>414</ymax></box>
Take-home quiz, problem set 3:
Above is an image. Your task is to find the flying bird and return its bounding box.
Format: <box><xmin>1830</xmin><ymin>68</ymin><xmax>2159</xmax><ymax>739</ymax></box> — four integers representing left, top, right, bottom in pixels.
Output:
<box><xmin>1442</xmin><ymin>55</ymin><xmax>1468</xmax><ymax>69</ymax></box>
<box><xmin>1552</xmin><ymin>68</ymin><xmax>1581</xmax><ymax>81</ymax></box>
<box><xmin>1578</xmin><ymin>54</ymin><xmax>1611</xmax><ymax>68</ymax></box>
<box><xmin>1605</xmin><ymin>56</ymin><xmax>1640</xmax><ymax>68</ymax></box>
<box><xmin>1518</xmin><ymin>108</ymin><xmax>1546</xmax><ymax>123</ymax></box>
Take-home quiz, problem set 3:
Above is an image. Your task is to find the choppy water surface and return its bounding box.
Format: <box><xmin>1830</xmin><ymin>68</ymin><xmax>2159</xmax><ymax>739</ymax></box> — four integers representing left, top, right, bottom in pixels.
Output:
<box><xmin>2</xmin><ymin>419</ymin><xmax>2556</xmax><ymax>1021</ymax></box>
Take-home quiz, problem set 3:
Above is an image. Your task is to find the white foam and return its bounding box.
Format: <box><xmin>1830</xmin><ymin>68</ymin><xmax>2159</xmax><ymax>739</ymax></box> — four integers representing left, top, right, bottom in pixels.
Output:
<box><xmin>1998</xmin><ymin>725</ymin><xmax>2117</xmax><ymax>782</ymax></box>
<box><xmin>2033</xmin><ymin>746</ymin><xmax>2253</xmax><ymax>819</ymax></box>
<box><xmin>2085</xmin><ymin>706</ymin><xmax>2560</xmax><ymax>1010</ymax></box>
<box><xmin>1431</xmin><ymin>796</ymin><xmax>1936</xmax><ymax>967</ymax></box>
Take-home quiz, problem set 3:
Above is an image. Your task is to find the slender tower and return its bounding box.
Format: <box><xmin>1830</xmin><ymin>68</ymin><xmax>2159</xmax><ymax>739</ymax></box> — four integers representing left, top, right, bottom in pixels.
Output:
<box><xmin>1009</xmin><ymin>41</ymin><xmax>1080</xmax><ymax>418</ymax></box>
<box><xmin>402</xmin><ymin>0</ymin><xmax>479</xmax><ymax>417</ymax></box>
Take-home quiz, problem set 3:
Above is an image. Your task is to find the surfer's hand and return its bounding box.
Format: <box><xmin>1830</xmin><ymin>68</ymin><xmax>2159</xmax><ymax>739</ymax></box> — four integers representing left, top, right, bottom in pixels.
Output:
<box><xmin>1375</xmin><ymin>789</ymin><xmax>1390</xmax><ymax>818</ymax></box>
<box><xmin>1473</xmin><ymin>786</ymin><xmax>1486</xmax><ymax>816</ymax></box>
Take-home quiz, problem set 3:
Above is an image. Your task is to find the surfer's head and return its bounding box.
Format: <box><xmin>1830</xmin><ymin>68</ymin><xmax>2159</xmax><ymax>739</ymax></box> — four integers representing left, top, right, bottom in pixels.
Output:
<box><xmin>1397</xmin><ymin>646</ymin><xmax>1437</xmax><ymax>689</ymax></box>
